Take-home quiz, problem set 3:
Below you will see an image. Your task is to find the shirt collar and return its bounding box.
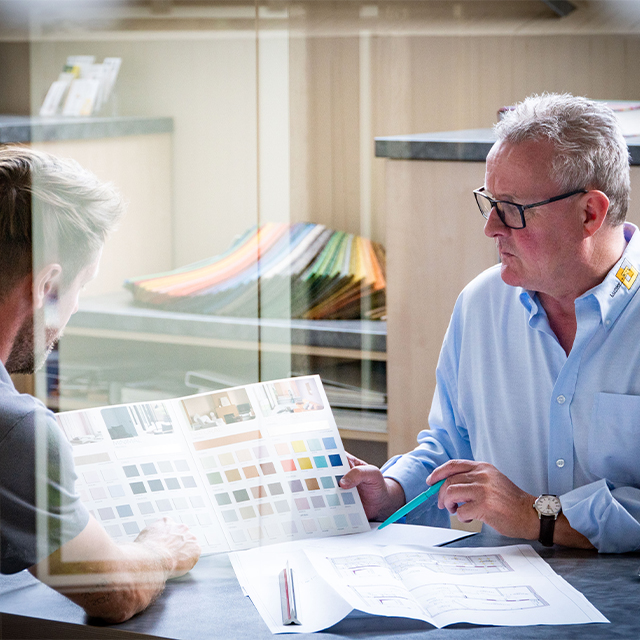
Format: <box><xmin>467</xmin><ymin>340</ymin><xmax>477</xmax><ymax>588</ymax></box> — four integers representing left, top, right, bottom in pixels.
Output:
<box><xmin>518</xmin><ymin>222</ymin><xmax>640</xmax><ymax>329</ymax></box>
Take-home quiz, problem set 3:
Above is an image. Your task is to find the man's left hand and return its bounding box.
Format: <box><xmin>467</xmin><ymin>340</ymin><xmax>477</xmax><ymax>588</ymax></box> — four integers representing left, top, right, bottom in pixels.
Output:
<box><xmin>427</xmin><ymin>460</ymin><xmax>539</xmax><ymax>540</ymax></box>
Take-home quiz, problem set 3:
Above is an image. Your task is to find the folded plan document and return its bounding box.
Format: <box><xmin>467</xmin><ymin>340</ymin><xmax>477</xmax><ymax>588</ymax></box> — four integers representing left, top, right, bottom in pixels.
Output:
<box><xmin>231</xmin><ymin>528</ymin><xmax>608</xmax><ymax>633</ymax></box>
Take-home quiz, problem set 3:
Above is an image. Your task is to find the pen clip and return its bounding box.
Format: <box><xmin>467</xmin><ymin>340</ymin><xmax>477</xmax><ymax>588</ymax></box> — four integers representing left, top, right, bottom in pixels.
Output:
<box><xmin>279</xmin><ymin>561</ymin><xmax>300</xmax><ymax>625</ymax></box>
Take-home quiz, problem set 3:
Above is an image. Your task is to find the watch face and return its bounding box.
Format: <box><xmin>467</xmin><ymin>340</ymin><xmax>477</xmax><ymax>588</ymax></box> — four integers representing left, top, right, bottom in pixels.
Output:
<box><xmin>535</xmin><ymin>495</ymin><xmax>562</xmax><ymax>516</ymax></box>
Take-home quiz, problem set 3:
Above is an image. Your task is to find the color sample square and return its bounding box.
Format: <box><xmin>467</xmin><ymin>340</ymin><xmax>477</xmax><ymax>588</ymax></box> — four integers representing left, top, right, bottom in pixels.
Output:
<box><xmin>288</xmin><ymin>480</ymin><xmax>304</xmax><ymax>493</ymax></box>
<box><xmin>275</xmin><ymin>442</ymin><xmax>290</xmax><ymax>456</ymax></box>
<box><xmin>240</xmin><ymin>506</ymin><xmax>256</xmax><ymax>520</ymax></box>
<box><xmin>175</xmin><ymin>460</ymin><xmax>190</xmax><ymax>472</ymax></box>
<box><xmin>123</xmin><ymin>465</ymin><xmax>139</xmax><ymax>478</ymax></box>
<box><xmin>156</xmin><ymin>499</ymin><xmax>172</xmax><ymax>512</ymax></box>
<box><xmin>260</xmin><ymin>462</ymin><xmax>276</xmax><ymax>475</ymax></box>
<box><xmin>282</xmin><ymin>521</ymin><xmax>298</xmax><ymax>535</ymax></box>
<box><xmin>222</xmin><ymin>510</ymin><xmax>238</xmax><ymax>523</ymax></box>
<box><xmin>90</xmin><ymin>487</ymin><xmax>107</xmax><ymax>500</ymax></box>
<box><xmin>258</xmin><ymin>503</ymin><xmax>274</xmax><ymax>516</ymax></box>
<box><xmin>207</xmin><ymin>471</ymin><xmax>223</xmax><ymax>485</ymax></box>
<box><xmin>165</xmin><ymin>478</ymin><xmax>180</xmax><ymax>490</ymax></box>
<box><xmin>215</xmin><ymin>493</ymin><xmax>232</xmax><ymax>506</ymax></box>
<box><xmin>303</xmin><ymin>519</ymin><xmax>318</xmax><ymax>533</ymax></box>
<box><xmin>298</xmin><ymin>457</ymin><xmax>313</xmax><ymax>470</ymax></box>
<box><xmin>138</xmin><ymin>502</ymin><xmax>154</xmax><ymax>515</ymax></box>
<box><xmin>313</xmin><ymin>456</ymin><xmax>328</xmax><ymax>468</ymax></box>
<box><xmin>108</xmin><ymin>485</ymin><xmax>126</xmax><ymax>499</ymax></box>
<box><xmin>349</xmin><ymin>513</ymin><xmax>363</xmax><ymax>527</ymax></box>
<box><xmin>342</xmin><ymin>491</ymin><xmax>356</xmax><ymax>506</ymax></box>
<box><xmin>236</xmin><ymin>448</ymin><xmax>252</xmax><ymax>462</ymax></box>
<box><xmin>292</xmin><ymin>440</ymin><xmax>306</xmax><ymax>453</ymax></box>
<box><xmin>116</xmin><ymin>505</ymin><xmax>134</xmax><ymax>518</ymax></box>
<box><xmin>335</xmin><ymin>475</ymin><xmax>344</xmax><ymax>485</ymax></box>
<box><xmin>253</xmin><ymin>445</ymin><xmax>269</xmax><ymax>459</ymax></box>
<box><xmin>200</xmin><ymin>456</ymin><xmax>217</xmax><ymax>470</ymax></box>
<box><xmin>311</xmin><ymin>496</ymin><xmax>325</xmax><ymax>509</ymax></box>
<box><xmin>101</xmin><ymin>468</ymin><xmax>118</xmax><ymax>483</ymax></box>
<box><xmin>318</xmin><ymin>517</ymin><xmax>332</xmax><ymax>531</ymax></box>
<box><xmin>242</xmin><ymin>465</ymin><xmax>259</xmax><ymax>479</ymax></box>
<box><xmin>326</xmin><ymin>494</ymin><xmax>340</xmax><ymax>507</ymax></box>
<box><xmin>329</xmin><ymin>454</ymin><xmax>343</xmax><ymax>467</ymax></box>
<box><xmin>251</xmin><ymin>486</ymin><xmax>267</xmax><ymax>499</ymax></box>
<box><xmin>268</xmin><ymin>482</ymin><xmax>284</xmax><ymax>496</ymax></box>
<box><xmin>141</xmin><ymin>462</ymin><xmax>158</xmax><ymax>476</ymax></box>
<box><xmin>225</xmin><ymin>469</ymin><xmax>242</xmax><ymax>483</ymax></box>
<box><xmin>130</xmin><ymin>482</ymin><xmax>146</xmax><ymax>494</ymax></box>
<box><xmin>274</xmin><ymin>500</ymin><xmax>290</xmax><ymax>513</ymax></box>
<box><xmin>305</xmin><ymin>478</ymin><xmax>320</xmax><ymax>491</ymax></box>
<box><xmin>104</xmin><ymin>524</ymin><xmax>122</xmax><ymax>537</ymax></box>
<box><xmin>190</xmin><ymin>496</ymin><xmax>205</xmax><ymax>508</ymax></box>
<box><xmin>98</xmin><ymin>507</ymin><xmax>115</xmax><ymax>520</ymax></box>
<box><xmin>281</xmin><ymin>459</ymin><xmax>296</xmax><ymax>472</ymax></box>
<box><xmin>295</xmin><ymin>497</ymin><xmax>310</xmax><ymax>511</ymax></box>
<box><xmin>233</xmin><ymin>489</ymin><xmax>250</xmax><ymax>503</ymax></box>
<box><xmin>334</xmin><ymin>514</ymin><xmax>348</xmax><ymax>529</ymax></box>
<box><xmin>231</xmin><ymin>530</ymin><xmax>246</xmax><ymax>544</ymax></box>
<box><xmin>320</xmin><ymin>476</ymin><xmax>334</xmax><ymax>489</ymax></box>
<box><xmin>84</xmin><ymin>470</ymin><xmax>101</xmax><ymax>484</ymax></box>
<box><xmin>248</xmin><ymin>527</ymin><xmax>262</xmax><ymax>541</ymax></box>
<box><xmin>158</xmin><ymin>461</ymin><xmax>173</xmax><ymax>473</ymax></box>
<box><xmin>181</xmin><ymin>513</ymin><xmax>197</xmax><ymax>526</ymax></box>
<box><xmin>148</xmin><ymin>479</ymin><xmax>164</xmax><ymax>492</ymax></box>
<box><xmin>123</xmin><ymin>522</ymin><xmax>140</xmax><ymax>536</ymax></box>
<box><xmin>323</xmin><ymin>437</ymin><xmax>337</xmax><ymax>450</ymax></box>
<box><xmin>173</xmin><ymin>497</ymin><xmax>189</xmax><ymax>510</ymax></box>
<box><xmin>198</xmin><ymin>513</ymin><xmax>212</xmax><ymax>525</ymax></box>
<box><xmin>181</xmin><ymin>476</ymin><xmax>197</xmax><ymax>489</ymax></box>
<box><xmin>218</xmin><ymin>452</ymin><xmax>235</xmax><ymax>466</ymax></box>
<box><xmin>308</xmin><ymin>439</ymin><xmax>322</xmax><ymax>452</ymax></box>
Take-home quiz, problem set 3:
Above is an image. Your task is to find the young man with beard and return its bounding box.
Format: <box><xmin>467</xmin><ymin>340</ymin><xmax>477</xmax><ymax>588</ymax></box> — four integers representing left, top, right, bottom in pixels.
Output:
<box><xmin>0</xmin><ymin>146</ymin><xmax>201</xmax><ymax>622</ymax></box>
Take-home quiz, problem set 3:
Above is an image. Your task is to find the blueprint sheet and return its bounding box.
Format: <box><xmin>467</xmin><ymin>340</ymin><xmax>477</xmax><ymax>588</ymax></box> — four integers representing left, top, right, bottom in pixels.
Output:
<box><xmin>305</xmin><ymin>542</ymin><xmax>608</xmax><ymax>629</ymax></box>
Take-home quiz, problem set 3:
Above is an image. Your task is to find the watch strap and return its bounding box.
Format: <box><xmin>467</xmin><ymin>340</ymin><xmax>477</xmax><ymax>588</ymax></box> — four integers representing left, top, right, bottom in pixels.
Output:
<box><xmin>538</xmin><ymin>514</ymin><xmax>556</xmax><ymax>547</ymax></box>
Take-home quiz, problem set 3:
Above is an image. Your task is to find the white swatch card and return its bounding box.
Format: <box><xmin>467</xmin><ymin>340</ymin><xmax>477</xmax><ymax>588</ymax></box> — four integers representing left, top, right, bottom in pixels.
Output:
<box><xmin>58</xmin><ymin>375</ymin><xmax>369</xmax><ymax>554</ymax></box>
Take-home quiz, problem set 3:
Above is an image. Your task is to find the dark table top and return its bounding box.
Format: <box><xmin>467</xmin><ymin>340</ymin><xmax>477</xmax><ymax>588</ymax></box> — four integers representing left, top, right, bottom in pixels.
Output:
<box><xmin>1</xmin><ymin>529</ymin><xmax>639</xmax><ymax>639</ymax></box>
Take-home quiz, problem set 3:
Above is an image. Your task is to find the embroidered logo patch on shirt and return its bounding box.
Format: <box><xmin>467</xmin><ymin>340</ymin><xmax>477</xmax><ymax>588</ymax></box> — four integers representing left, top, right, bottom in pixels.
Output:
<box><xmin>616</xmin><ymin>260</ymin><xmax>638</xmax><ymax>291</ymax></box>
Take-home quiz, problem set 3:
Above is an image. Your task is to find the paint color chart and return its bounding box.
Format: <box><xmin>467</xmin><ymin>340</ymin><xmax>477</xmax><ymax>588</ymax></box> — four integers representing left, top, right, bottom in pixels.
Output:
<box><xmin>58</xmin><ymin>375</ymin><xmax>368</xmax><ymax>553</ymax></box>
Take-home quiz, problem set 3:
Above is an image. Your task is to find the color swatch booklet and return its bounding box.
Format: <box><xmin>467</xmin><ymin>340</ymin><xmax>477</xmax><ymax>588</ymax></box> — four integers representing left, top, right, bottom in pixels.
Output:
<box><xmin>57</xmin><ymin>375</ymin><xmax>369</xmax><ymax>553</ymax></box>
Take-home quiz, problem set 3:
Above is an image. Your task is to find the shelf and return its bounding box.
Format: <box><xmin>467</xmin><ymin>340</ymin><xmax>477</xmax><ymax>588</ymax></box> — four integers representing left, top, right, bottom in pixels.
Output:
<box><xmin>67</xmin><ymin>292</ymin><xmax>387</xmax><ymax>360</ymax></box>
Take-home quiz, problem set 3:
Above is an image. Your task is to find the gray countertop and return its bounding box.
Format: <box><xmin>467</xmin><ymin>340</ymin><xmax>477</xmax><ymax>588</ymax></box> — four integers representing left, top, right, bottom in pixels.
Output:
<box><xmin>68</xmin><ymin>292</ymin><xmax>387</xmax><ymax>352</ymax></box>
<box><xmin>375</xmin><ymin>128</ymin><xmax>640</xmax><ymax>164</ymax></box>
<box><xmin>0</xmin><ymin>115</ymin><xmax>173</xmax><ymax>143</ymax></box>
<box><xmin>1</xmin><ymin>529</ymin><xmax>638</xmax><ymax>639</ymax></box>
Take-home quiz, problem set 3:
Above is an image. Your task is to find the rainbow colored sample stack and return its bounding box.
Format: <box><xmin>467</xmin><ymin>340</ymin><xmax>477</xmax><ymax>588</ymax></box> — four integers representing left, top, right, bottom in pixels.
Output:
<box><xmin>125</xmin><ymin>222</ymin><xmax>386</xmax><ymax>320</ymax></box>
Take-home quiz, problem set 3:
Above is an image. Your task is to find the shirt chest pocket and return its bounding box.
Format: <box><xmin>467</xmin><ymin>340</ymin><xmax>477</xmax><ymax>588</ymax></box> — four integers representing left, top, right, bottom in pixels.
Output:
<box><xmin>590</xmin><ymin>392</ymin><xmax>640</xmax><ymax>486</ymax></box>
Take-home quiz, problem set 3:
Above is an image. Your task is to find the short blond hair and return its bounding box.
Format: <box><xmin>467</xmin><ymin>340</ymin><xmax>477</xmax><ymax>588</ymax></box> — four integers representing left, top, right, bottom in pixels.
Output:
<box><xmin>0</xmin><ymin>145</ymin><xmax>124</xmax><ymax>298</ymax></box>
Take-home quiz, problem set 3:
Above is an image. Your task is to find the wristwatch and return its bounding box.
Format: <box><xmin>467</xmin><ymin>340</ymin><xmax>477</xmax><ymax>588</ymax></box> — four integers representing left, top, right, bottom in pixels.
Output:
<box><xmin>533</xmin><ymin>494</ymin><xmax>562</xmax><ymax>547</ymax></box>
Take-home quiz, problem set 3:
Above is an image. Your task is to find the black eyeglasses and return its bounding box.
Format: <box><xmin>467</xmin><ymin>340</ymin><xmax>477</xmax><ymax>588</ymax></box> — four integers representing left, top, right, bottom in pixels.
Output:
<box><xmin>473</xmin><ymin>187</ymin><xmax>588</xmax><ymax>229</ymax></box>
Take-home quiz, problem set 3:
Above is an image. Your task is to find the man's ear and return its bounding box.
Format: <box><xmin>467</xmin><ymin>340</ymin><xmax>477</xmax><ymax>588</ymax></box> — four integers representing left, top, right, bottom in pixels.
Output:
<box><xmin>33</xmin><ymin>264</ymin><xmax>62</xmax><ymax>310</ymax></box>
<box><xmin>582</xmin><ymin>190</ymin><xmax>610</xmax><ymax>238</ymax></box>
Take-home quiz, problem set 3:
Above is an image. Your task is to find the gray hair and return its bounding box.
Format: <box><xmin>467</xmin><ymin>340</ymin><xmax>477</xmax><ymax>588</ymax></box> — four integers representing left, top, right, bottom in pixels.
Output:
<box><xmin>0</xmin><ymin>145</ymin><xmax>124</xmax><ymax>298</ymax></box>
<box><xmin>495</xmin><ymin>93</ymin><xmax>630</xmax><ymax>226</ymax></box>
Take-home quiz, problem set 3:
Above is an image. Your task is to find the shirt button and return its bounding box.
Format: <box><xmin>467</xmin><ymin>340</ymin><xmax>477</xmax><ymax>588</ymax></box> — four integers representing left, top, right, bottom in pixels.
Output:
<box><xmin>556</xmin><ymin>459</ymin><xmax>565</xmax><ymax>468</ymax></box>
<box><xmin>605</xmin><ymin>319</ymin><xmax>611</xmax><ymax>327</ymax></box>
<box><xmin>557</xmin><ymin>395</ymin><xmax>566</xmax><ymax>404</ymax></box>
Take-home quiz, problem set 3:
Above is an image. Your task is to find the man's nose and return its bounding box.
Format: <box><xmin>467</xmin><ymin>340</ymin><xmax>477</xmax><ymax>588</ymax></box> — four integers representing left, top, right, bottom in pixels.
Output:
<box><xmin>483</xmin><ymin>206</ymin><xmax>509</xmax><ymax>238</ymax></box>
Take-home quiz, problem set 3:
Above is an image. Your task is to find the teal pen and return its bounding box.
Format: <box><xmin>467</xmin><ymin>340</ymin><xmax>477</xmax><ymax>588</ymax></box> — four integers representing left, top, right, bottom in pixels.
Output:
<box><xmin>377</xmin><ymin>479</ymin><xmax>446</xmax><ymax>530</ymax></box>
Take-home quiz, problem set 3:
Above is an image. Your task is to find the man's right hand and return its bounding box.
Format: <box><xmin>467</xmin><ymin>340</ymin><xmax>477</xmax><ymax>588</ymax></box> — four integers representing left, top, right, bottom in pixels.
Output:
<box><xmin>340</xmin><ymin>460</ymin><xmax>406</xmax><ymax>521</ymax></box>
<box><xmin>134</xmin><ymin>517</ymin><xmax>201</xmax><ymax>579</ymax></box>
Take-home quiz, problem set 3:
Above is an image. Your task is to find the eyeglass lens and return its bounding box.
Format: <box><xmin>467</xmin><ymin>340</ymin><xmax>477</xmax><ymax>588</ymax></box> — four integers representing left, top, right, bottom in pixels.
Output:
<box><xmin>476</xmin><ymin>193</ymin><xmax>523</xmax><ymax>229</ymax></box>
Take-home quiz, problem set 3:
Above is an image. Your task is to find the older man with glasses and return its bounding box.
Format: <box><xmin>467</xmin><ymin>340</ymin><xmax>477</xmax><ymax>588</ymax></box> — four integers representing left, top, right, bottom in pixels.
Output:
<box><xmin>342</xmin><ymin>93</ymin><xmax>640</xmax><ymax>553</ymax></box>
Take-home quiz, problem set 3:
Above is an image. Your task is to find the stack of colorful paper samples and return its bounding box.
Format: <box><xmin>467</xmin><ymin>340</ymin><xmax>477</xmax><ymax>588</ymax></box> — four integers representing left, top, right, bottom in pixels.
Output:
<box><xmin>125</xmin><ymin>222</ymin><xmax>386</xmax><ymax>320</ymax></box>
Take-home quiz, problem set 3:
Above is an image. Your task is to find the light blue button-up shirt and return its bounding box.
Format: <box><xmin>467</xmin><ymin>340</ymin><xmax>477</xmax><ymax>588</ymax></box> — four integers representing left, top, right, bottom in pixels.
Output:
<box><xmin>383</xmin><ymin>223</ymin><xmax>640</xmax><ymax>553</ymax></box>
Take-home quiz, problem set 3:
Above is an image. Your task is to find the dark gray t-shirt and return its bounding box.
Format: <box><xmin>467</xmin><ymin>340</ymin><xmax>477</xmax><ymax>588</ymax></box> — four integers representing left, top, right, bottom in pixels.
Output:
<box><xmin>0</xmin><ymin>363</ymin><xmax>89</xmax><ymax>574</ymax></box>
